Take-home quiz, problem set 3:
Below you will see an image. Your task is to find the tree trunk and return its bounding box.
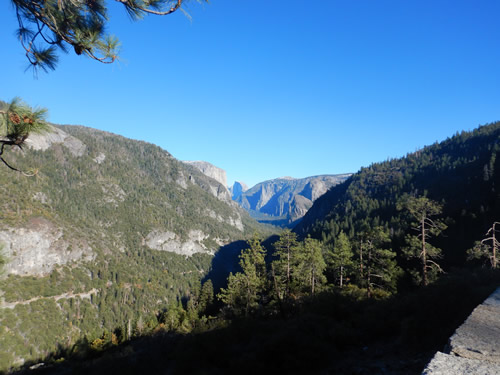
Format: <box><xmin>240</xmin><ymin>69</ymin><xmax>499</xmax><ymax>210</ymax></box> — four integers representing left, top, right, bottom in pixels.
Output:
<box><xmin>271</xmin><ymin>263</ymin><xmax>286</xmax><ymax>319</ymax></box>
<box><xmin>493</xmin><ymin>223</ymin><xmax>498</xmax><ymax>268</ymax></box>
<box><xmin>340</xmin><ymin>265</ymin><xmax>344</xmax><ymax>287</ymax></box>
<box><xmin>286</xmin><ymin>245</ymin><xmax>291</xmax><ymax>298</ymax></box>
<box><xmin>367</xmin><ymin>248</ymin><xmax>372</xmax><ymax>298</ymax></box>
<box><xmin>359</xmin><ymin>239</ymin><xmax>364</xmax><ymax>285</ymax></box>
<box><xmin>422</xmin><ymin>215</ymin><xmax>428</xmax><ymax>286</ymax></box>
<box><xmin>311</xmin><ymin>269</ymin><xmax>315</xmax><ymax>295</ymax></box>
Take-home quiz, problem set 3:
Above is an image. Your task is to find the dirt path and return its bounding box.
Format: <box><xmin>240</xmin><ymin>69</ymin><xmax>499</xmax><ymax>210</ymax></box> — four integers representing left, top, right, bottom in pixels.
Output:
<box><xmin>0</xmin><ymin>288</ymin><xmax>99</xmax><ymax>309</ymax></box>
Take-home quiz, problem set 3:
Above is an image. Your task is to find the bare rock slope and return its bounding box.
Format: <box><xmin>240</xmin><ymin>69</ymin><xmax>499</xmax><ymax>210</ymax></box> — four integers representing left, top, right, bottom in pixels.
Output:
<box><xmin>422</xmin><ymin>287</ymin><xmax>500</xmax><ymax>374</ymax></box>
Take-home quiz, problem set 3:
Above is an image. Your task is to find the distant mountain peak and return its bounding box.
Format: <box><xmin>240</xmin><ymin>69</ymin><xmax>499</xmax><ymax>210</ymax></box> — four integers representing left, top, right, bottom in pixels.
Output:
<box><xmin>230</xmin><ymin>181</ymin><xmax>248</xmax><ymax>200</ymax></box>
<box><xmin>183</xmin><ymin>160</ymin><xmax>228</xmax><ymax>187</ymax></box>
<box><xmin>234</xmin><ymin>174</ymin><xmax>351</xmax><ymax>226</ymax></box>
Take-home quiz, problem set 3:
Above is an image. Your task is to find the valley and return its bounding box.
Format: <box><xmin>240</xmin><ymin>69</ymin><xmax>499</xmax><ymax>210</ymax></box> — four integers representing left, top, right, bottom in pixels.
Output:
<box><xmin>1</xmin><ymin>2</ymin><xmax>499</xmax><ymax>374</ymax></box>
<box><xmin>1</xmin><ymin>100</ymin><xmax>500</xmax><ymax>374</ymax></box>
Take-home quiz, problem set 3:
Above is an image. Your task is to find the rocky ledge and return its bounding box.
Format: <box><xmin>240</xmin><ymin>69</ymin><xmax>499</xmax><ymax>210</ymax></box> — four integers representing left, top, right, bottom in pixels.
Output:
<box><xmin>422</xmin><ymin>287</ymin><xmax>500</xmax><ymax>374</ymax></box>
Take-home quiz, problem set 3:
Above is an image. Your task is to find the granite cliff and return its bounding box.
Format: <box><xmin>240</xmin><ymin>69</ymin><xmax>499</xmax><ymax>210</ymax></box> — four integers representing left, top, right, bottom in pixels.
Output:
<box><xmin>229</xmin><ymin>181</ymin><xmax>248</xmax><ymax>200</ymax></box>
<box><xmin>234</xmin><ymin>174</ymin><xmax>351</xmax><ymax>226</ymax></box>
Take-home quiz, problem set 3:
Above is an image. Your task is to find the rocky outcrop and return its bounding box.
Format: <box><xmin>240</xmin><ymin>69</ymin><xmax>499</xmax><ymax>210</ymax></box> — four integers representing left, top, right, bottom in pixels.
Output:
<box><xmin>205</xmin><ymin>209</ymin><xmax>244</xmax><ymax>232</ymax></box>
<box><xmin>0</xmin><ymin>218</ymin><xmax>93</xmax><ymax>277</ymax></box>
<box><xmin>235</xmin><ymin>174</ymin><xmax>351</xmax><ymax>225</ymax></box>
<box><xmin>230</xmin><ymin>181</ymin><xmax>248</xmax><ymax>200</ymax></box>
<box><xmin>145</xmin><ymin>229</ymin><xmax>217</xmax><ymax>256</ymax></box>
<box><xmin>25</xmin><ymin>124</ymin><xmax>87</xmax><ymax>157</ymax></box>
<box><xmin>183</xmin><ymin>161</ymin><xmax>227</xmax><ymax>187</ymax></box>
<box><xmin>181</xmin><ymin>161</ymin><xmax>232</xmax><ymax>203</ymax></box>
<box><xmin>422</xmin><ymin>287</ymin><xmax>500</xmax><ymax>374</ymax></box>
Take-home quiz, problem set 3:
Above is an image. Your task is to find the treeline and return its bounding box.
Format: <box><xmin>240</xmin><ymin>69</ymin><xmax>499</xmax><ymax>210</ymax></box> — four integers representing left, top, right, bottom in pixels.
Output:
<box><xmin>10</xmin><ymin>246</ymin><xmax>500</xmax><ymax>375</ymax></box>
<box><xmin>216</xmin><ymin>205</ymin><xmax>498</xmax><ymax>318</ymax></box>
<box><xmin>297</xmin><ymin>121</ymin><xmax>500</xmax><ymax>275</ymax></box>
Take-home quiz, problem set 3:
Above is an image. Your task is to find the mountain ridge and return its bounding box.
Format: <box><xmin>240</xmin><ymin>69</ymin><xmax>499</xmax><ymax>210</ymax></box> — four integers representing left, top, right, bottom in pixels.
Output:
<box><xmin>235</xmin><ymin>173</ymin><xmax>351</xmax><ymax>226</ymax></box>
<box><xmin>295</xmin><ymin>121</ymin><xmax>500</xmax><ymax>271</ymax></box>
<box><xmin>0</xmin><ymin>122</ymin><xmax>273</xmax><ymax>370</ymax></box>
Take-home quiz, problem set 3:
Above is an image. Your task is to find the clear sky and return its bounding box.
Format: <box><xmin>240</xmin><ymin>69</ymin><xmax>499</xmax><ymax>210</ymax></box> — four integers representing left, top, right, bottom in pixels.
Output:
<box><xmin>1</xmin><ymin>1</ymin><xmax>499</xmax><ymax>188</ymax></box>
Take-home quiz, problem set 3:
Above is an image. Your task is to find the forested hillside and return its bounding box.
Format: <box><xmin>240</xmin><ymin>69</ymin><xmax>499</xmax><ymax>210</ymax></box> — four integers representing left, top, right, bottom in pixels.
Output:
<box><xmin>0</xmin><ymin>121</ymin><xmax>272</xmax><ymax>371</ymax></box>
<box><xmin>297</xmin><ymin>122</ymin><xmax>500</xmax><ymax>273</ymax></box>
<box><xmin>2</xmin><ymin>111</ymin><xmax>500</xmax><ymax>375</ymax></box>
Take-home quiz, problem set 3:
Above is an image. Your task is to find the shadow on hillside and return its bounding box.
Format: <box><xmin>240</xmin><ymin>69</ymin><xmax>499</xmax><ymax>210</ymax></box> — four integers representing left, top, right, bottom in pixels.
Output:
<box><xmin>203</xmin><ymin>235</ymin><xmax>280</xmax><ymax>290</ymax></box>
<box><xmin>9</xmin><ymin>268</ymin><xmax>500</xmax><ymax>375</ymax></box>
<box><xmin>203</xmin><ymin>240</ymin><xmax>247</xmax><ymax>290</ymax></box>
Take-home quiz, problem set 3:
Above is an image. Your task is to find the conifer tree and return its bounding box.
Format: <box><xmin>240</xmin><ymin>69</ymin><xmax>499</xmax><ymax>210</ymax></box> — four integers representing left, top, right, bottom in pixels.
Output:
<box><xmin>295</xmin><ymin>236</ymin><xmax>326</xmax><ymax>295</ymax></box>
<box><xmin>0</xmin><ymin>97</ymin><xmax>49</xmax><ymax>175</ymax></box>
<box><xmin>356</xmin><ymin>227</ymin><xmax>401</xmax><ymax>297</ymax></box>
<box><xmin>272</xmin><ymin>229</ymin><xmax>300</xmax><ymax>300</ymax></box>
<box><xmin>328</xmin><ymin>231</ymin><xmax>354</xmax><ymax>287</ymax></box>
<box><xmin>467</xmin><ymin>221</ymin><xmax>500</xmax><ymax>269</ymax></box>
<box><xmin>398</xmin><ymin>195</ymin><xmax>447</xmax><ymax>286</ymax></box>
<box><xmin>198</xmin><ymin>279</ymin><xmax>215</xmax><ymax>315</ymax></box>
<box><xmin>218</xmin><ymin>234</ymin><xmax>267</xmax><ymax>316</ymax></box>
<box><xmin>10</xmin><ymin>0</ymin><xmax>208</xmax><ymax>72</ymax></box>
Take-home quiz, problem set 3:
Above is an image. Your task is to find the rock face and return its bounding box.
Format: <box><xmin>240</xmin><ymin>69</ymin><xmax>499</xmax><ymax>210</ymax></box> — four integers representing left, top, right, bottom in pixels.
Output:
<box><xmin>422</xmin><ymin>287</ymin><xmax>500</xmax><ymax>374</ymax></box>
<box><xmin>25</xmin><ymin>124</ymin><xmax>87</xmax><ymax>156</ymax></box>
<box><xmin>234</xmin><ymin>174</ymin><xmax>351</xmax><ymax>225</ymax></box>
<box><xmin>229</xmin><ymin>181</ymin><xmax>248</xmax><ymax>200</ymax></box>
<box><xmin>183</xmin><ymin>161</ymin><xmax>227</xmax><ymax>187</ymax></box>
<box><xmin>0</xmin><ymin>218</ymin><xmax>93</xmax><ymax>276</ymax></box>
<box><xmin>145</xmin><ymin>230</ymin><xmax>215</xmax><ymax>256</ymax></box>
<box><xmin>422</xmin><ymin>352</ymin><xmax>500</xmax><ymax>375</ymax></box>
<box><xmin>182</xmin><ymin>161</ymin><xmax>232</xmax><ymax>203</ymax></box>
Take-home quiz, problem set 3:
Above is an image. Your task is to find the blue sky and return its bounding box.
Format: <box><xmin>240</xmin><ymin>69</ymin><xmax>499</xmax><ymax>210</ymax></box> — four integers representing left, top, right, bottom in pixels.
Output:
<box><xmin>1</xmin><ymin>1</ymin><xmax>499</xmax><ymax>188</ymax></box>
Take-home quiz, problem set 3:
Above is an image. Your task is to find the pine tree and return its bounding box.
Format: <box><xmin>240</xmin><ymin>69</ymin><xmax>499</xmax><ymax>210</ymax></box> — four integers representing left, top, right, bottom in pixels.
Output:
<box><xmin>328</xmin><ymin>231</ymin><xmax>354</xmax><ymax>287</ymax></box>
<box><xmin>218</xmin><ymin>234</ymin><xmax>267</xmax><ymax>316</ymax></box>
<box><xmin>398</xmin><ymin>195</ymin><xmax>447</xmax><ymax>286</ymax></box>
<box><xmin>198</xmin><ymin>279</ymin><xmax>215</xmax><ymax>315</ymax></box>
<box><xmin>10</xmin><ymin>0</ymin><xmax>208</xmax><ymax>72</ymax></box>
<box><xmin>356</xmin><ymin>227</ymin><xmax>401</xmax><ymax>297</ymax></box>
<box><xmin>467</xmin><ymin>221</ymin><xmax>500</xmax><ymax>269</ymax></box>
<box><xmin>0</xmin><ymin>97</ymin><xmax>49</xmax><ymax>175</ymax></box>
<box><xmin>271</xmin><ymin>229</ymin><xmax>300</xmax><ymax>300</ymax></box>
<box><xmin>295</xmin><ymin>236</ymin><xmax>326</xmax><ymax>295</ymax></box>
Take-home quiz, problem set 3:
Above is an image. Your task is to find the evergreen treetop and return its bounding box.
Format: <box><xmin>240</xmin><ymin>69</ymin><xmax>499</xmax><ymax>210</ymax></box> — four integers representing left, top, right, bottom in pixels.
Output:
<box><xmin>10</xmin><ymin>0</ymin><xmax>208</xmax><ymax>72</ymax></box>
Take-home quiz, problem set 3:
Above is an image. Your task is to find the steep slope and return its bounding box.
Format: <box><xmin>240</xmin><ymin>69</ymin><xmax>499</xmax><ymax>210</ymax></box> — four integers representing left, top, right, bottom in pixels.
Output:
<box><xmin>0</xmin><ymin>124</ymin><xmax>271</xmax><ymax>370</ymax></box>
<box><xmin>296</xmin><ymin>121</ymin><xmax>500</xmax><ymax>268</ymax></box>
<box><xmin>229</xmin><ymin>181</ymin><xmax>248</xmax><ymax>200</ymax></box>
<box><xmin>182</xmin><ymin>161</ymin><xmax>229</xmax><ymax>199</ymax></box>
<box><xmin>235</xmin><ymin>174</ymin><xmax>351</xmax><ymax>226</ymax></box>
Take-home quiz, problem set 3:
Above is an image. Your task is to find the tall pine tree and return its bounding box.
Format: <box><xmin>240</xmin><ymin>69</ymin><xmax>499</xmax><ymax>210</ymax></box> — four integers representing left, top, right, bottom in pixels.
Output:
<box><xmin>399</xmin><ymin>195</ymin><xmax>447</xmax><ymax>286</ymax></box>
<box><xmin>328</xmin><ymin>231</ymin><xmax>354</xmax><ymax>287</ymax></box>
<box><xmin>295</xmin><ymin>236</ymin><xmax>326</xmax><ymax>295</ymax></box>
<box><xmin>356</xmin><ymin>227</ymin><xmax>401</xmax><ymax>297</ymax></box>
<box><xmin>272</xmin><ymin>229</ymin><xmax>300</xmax><ymax>301</ymax></box>
<box><xmin>218</xmin><ymin>234</ymin><xmax>267</xmax><ymax>316</ymax></box>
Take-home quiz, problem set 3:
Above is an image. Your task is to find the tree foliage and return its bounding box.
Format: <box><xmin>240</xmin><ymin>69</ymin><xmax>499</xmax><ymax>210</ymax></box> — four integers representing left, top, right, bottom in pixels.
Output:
<box><xmin>10</xmin><ymin>0</ymin><xmax>208</xmax><ymax>72</ymax></box>
<box><xmin>398</xmin><ymin>195</ymin><xmax>447</xmax><ymax>286</ymax></box>
<box><xmin>295</xmin><ymin>236</ymin><xmax>326</xmax><ymax>295</ymax></box>
<box><xmin>355</xmin><ymin>227</ymin><xmax>401</xmax><ymax>297</ymax></box>
<box><xmin>467</xmin><ymin>221</ymin><xmax>500</xmax><ymax>269</ymax></box>
<box><xmin>271</xmin><ymin>229</ymin><xmax>300</xmax><ymax>300</ymax></box>
<box><xmin>218</xmin><ymin>235</ymin><xmax>267</xmax><ymax>317</ymax></box>
<box><xmin>0</xmin><ymin>97</ymin><xmax>49</xmax><ymax>175</ymax></box>
<box><xmin>327</xmin><ymin>231</ymin><xmax>353</xmax><ymax>287</ymax></box>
